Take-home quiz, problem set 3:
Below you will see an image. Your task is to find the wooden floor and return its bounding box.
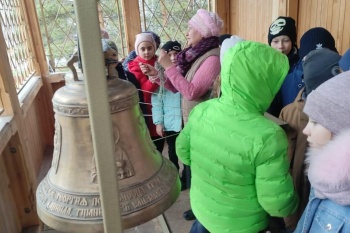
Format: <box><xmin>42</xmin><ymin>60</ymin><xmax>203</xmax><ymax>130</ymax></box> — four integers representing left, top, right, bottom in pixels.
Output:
<box><xmin>36</xmin><ymin>143</ymin><xmax>194</xmax><ymax>233</ymax></box>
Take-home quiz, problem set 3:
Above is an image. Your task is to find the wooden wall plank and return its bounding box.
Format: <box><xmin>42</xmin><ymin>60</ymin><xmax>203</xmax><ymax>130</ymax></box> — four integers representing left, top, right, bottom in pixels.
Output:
<box><xmin>5</xmin><ymin>134</ymin><xmax>39</xmax><ymax>228</ymax></box>
<box><xmin>230</xmin><ymin>0</ymin><xmax>239</xmax><ymax>35</ymax></box>
<box><xmin>247</xmin><ymin>0</ymin><xmax>256</xmax><ymax>41</ymax></box>
<box><xmin>297</xmin><ymin>0</ymin><xmax>305</xmax><ymax>39</ymax></box>
<box><xmin>325</xmin><ymin>0</ymin><xmax>333</xmax><ymax>29</ymax></box>
<box><xmin>272</xmin><ymin>0</ymin><xmax>280</xmax><ymax>20</ymax></box>
<box><xmin>298</xmin><ymin>0</ymin><xmax>350</xmax><ymax>54</ymax></box>
<box><xmin>341</xmin><ymin>1</ymin><xmax>350</xmax><ymax>53</ymax></box>
<box><xmin>229</xmin><ymin>0</ymin><xmax>284</xmax><ymax>43</ymax></box>
<box><xmin>0</xmin><ymin>151</ymin><xmax>23</xmax><ymax>233</ymax></box>
<box><xmin>287</xmin><ymin>0</ymin><xmax>299</xmax><ymax>25</ymax></box>
<box><xmin>330</xmin><ymin>0</ymin><xmax>340</xmax><ymax>48</ymax></box>
<box><xmin>318</xmin><ymin>0</ymin><xmax>325</xmax><ymax>25</ymax></box>
<box><xmin>24</xmin><ymin>99</ymin><xmax>46</xmax><ymax>174</ymax></box>
<box><xmin>336</xmin><ymin>0</ymin><xmax>346</xmax><ymax>52</ymax></box>
<box><xmin>305</xmin><ymin>0</ymin><xmax>312</xmax><ymax>31</ymax></box>
<box><xmin>309</xmin><ymin>0</ymin><xmax>317</xmax><ymax>27</ymax></box>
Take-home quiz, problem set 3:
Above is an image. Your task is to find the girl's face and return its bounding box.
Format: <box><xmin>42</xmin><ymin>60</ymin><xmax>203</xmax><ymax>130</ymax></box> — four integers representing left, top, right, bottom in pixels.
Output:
<box><xmin>303</xmin><ymin>119</ymin><xmax>333</xmax><ymax>149</ymax></box>
<box><xmin>270</xmin><ymin>35</ymin><xmax>292</xmax><ymax>55</ymax></box>
<box><xmin>168</xmin><ymin>50</ymin><xmax>179</xmax><ymax>64</ymax></box>
<box><xmin>137</xmin><ymin>41</ymin><xmax>155</xmax><ymax>60</ymax></box>
<box><xmin>186</xmin><ymin>26</ymin><xmax>203</xmax><ymax>47</ymax></box>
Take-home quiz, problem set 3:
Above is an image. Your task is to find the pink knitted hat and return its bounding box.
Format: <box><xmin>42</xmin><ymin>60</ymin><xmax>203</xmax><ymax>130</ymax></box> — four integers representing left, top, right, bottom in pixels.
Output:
<box><xmin>188</xmin><ymin>9</ymin><xmax>224</xmax><ymax>38</ymax></box>
<box><xmin>134</xmin><ymin>33</ymin><xmax>157</xmax><ymax>55</ymax></box>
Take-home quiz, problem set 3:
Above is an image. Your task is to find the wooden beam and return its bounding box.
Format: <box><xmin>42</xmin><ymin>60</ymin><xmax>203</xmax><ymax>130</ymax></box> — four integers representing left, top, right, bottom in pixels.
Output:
<box><xmin>0</xmin><ymin>76</ymin><xmax>13</xmax><ymax>117</ymax></box>
<box><xmin>23</xmin><ymin>0</ymin><xmax>55</xmax><ymax>145</ymax></box>
<box><xmin>98</xmin><ymin>2</ymin><xmax>105</xmax><ymax>29</ymax></box>
<box><xmin>121</xmin><ymin>0</ymin><xmax>142</xmax><ymax>53</ymax></box>
<box><xmin>212</xmin><ymin>0</ymin><xmax>231</xmax><ymax>34</ymax></box>
<box><xmin>0</xmin><ymin>22</ymin><xmax>19</xmax><ymax>118</ymax></box>
<box><xmin>74</xmin><ymin>1</ymin><xmax>122</xmax><ymax>232</ymax></box>
<box><xmin>23</xmin><ymin>0</ymin><xmax>49</xmax><ymax>76</ymax></box>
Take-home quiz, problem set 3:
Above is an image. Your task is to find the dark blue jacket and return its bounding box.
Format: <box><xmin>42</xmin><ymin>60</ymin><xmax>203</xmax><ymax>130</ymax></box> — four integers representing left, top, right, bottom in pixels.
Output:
<box><xmin>122</xmin><ymin>50</ymin><xmax>137</xmax><ymax>71</ymax></box>
<box><xmin>267</xmin><ymin>48</ymin><xmax>304</xmax><ymax>117</ymax></box>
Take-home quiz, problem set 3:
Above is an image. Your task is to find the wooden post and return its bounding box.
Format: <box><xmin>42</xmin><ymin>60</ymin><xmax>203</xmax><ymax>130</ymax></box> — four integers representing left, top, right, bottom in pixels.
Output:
<box><xmin>23</xmin><ymin>0</ymin><xmax>55</xmax><ymax>146</ymax></box>
<box><xmin>23</xmin><ymin>0</ymin><xmax>49</xmax><ymax>76</ymax></box>
<box><xmin>0</xmin><ymin>23</ymin><xmax>17</xmax><ymax>117</ymax></box>
<box><xmin>98</xmin><ymin>3</ymin><xmax>105</xmax><ymax>30</ymax></box>
<box><xmin>212</xmin><ymin>0</ymin><xmax>230</xmax><ymax>34</ymax></box>
<box><xmin>74</xmin><ymin>0</ymin><xmax>122</xmax><ymax>232</ymax></box>
<box><xmin>121</xmin><ymin>0</ymin><xmax>142</xmax><ymax>53</ymax></box>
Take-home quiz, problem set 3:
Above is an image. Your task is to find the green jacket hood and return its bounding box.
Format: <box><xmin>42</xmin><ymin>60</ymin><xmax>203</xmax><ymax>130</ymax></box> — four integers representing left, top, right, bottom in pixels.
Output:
<box><xmin>220</xmin><ymin>41</ymin><xmax>289</xmax><ymax>113</ymax></box>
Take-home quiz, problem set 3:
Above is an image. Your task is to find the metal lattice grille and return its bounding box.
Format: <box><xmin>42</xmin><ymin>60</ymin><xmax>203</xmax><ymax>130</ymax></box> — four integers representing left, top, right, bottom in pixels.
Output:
<box><xmin>0</xmin><ymin>0</ymin><xmax>36</xmax><ymax>91</ymax></box>
<box><xmin>98</xmin><ymin>1</ymin><xmax>127</xmax><ymax>57</ymax></box>
<box><xmin>36</xmin><ymin>0</ymin><xmax>211</xmax><ymax>72</ymax></box>
<box><xmin>36</xmin><ymin>0</ymin><xmax>77</xmax><ymax>72</ymax></box>
<box><xmin>140</xmin><ymin>0</ymin><xmax>212</xmax><ymax>46</ymax></box>
<box><xmin>36</xmin><ymin>0</ymin><xmax>128</xmax><ymax>72</ymax></box>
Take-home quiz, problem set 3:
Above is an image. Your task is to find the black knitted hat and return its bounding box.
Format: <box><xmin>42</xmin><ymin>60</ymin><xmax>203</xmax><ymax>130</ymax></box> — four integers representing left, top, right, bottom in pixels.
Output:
<box><xmin>161</xmin><ymin>41</ymin><xmax>182</xmax><ymax>53</ymax></box>
<box><xmin>268</xmin><ymin>16</ymin><xmax>297</xmax><ymax>45</ymax></box>
<box><xmin>299</xmin><ymin>27</ymin><xmax>337</xmax><ymax>59</ymax></box>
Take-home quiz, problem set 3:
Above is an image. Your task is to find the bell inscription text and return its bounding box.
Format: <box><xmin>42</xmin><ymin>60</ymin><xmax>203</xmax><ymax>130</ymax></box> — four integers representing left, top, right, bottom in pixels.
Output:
<box><xmin>36</xmin><ymin>158</ymin><xmax>176</xmax><ymax>220</ymax></box>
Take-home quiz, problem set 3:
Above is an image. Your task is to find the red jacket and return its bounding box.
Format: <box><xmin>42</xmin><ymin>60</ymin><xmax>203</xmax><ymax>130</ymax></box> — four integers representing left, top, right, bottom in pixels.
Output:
<box><xmin>128</xmin><ymin>56</ymin><xmax>159</xmax><ymax>137</ymax></box>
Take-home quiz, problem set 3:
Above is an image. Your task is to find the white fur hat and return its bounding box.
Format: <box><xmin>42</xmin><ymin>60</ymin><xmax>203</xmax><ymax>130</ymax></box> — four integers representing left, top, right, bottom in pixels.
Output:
<box><xmin>220</xmin><ymin>35</ymin><xmax>245</xmax><ymax>63</ymax></box>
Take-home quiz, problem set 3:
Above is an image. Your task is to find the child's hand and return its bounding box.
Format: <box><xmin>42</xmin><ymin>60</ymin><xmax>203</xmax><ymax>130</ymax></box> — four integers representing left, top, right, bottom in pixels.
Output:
<box><xmin>156</xmin><ymin>124</ymin><xmax>165</xmax><ymax>137</ymax></box>
<box><xmin>139</xmin><ymin>63</ymin><xmax>158</xmax><ymax>76</ymax></box>
<box><xmin>158</xmin><ymin>49</ymin><xmax>173</xmax><ymax>70</ymax></box>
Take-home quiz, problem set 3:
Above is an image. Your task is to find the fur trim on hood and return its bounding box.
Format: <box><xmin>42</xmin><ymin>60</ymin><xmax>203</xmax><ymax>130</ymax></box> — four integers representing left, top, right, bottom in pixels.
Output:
<box><xmin>306</xmin><ymin>129</ymin><xmax>350</xmax><ymax>205</ymax></box>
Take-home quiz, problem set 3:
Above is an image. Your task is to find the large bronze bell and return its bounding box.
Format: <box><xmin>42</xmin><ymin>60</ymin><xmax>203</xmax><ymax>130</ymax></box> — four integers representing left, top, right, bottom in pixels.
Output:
<box><xmin>36</xmin><ymin>53</ymin><xmax>180</xmax><ymax>232</ymax></box>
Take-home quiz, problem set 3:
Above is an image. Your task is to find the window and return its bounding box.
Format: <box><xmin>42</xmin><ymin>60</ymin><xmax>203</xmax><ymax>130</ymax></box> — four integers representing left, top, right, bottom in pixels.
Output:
<box><xmin>1</xmin><ymin>0</ymin><xmax>36</xmax><ymax>92</ymax></box>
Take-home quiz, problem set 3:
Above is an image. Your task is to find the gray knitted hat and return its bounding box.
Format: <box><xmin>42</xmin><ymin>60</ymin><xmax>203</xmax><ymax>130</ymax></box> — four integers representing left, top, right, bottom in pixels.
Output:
<box><xmin>303</xmin><ymin>48</ymin><xmax>341</xmax><ymax>96</ymax></box>
<box><xmin>304</xmin><ymin>72</ymin><xmax>350</xmax><ymax>134</ymax></box>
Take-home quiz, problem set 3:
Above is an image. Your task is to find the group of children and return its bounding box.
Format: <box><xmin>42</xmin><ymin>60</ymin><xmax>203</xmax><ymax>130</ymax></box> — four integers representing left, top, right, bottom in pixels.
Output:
<box><xmin>101</xmin><ymin>9</ymin><xmax>350</xmax><ymax>233</ymax></box>
<box><xmin>266</xmin><ymin>16</ymin><xmax>350</xmax><ymax>233</ymax></box>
